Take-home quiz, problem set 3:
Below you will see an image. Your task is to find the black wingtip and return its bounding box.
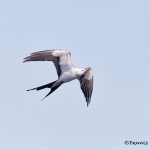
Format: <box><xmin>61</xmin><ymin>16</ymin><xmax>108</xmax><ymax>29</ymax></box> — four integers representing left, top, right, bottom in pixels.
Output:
<box><xmin>86</xmin><ymin>97</ymin><xmax>91</xmax><ymax>107</ymax></box>
<box><xmin>23</xmin><ymin>59</ymin><xmax>30</xmax><ymax>63</ymax></box>
<box><xmin>23</xmin><ymin>58</ymin><xmax>28</xmax><ymax>63</ymax></box>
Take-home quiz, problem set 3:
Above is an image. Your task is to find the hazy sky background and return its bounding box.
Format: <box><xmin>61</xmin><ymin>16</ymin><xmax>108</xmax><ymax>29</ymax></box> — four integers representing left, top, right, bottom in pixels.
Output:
<box><xmin>0</xmin><ymin>0</ymin><xmax>150</xmax><ymax>150</ymax></box>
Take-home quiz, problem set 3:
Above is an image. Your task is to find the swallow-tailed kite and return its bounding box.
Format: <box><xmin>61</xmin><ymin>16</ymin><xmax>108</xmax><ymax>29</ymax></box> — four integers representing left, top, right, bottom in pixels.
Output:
<box><xmin>23</xmin><ymin>49</ymin><xmax>93</xmax><ymax>106</ymax></box>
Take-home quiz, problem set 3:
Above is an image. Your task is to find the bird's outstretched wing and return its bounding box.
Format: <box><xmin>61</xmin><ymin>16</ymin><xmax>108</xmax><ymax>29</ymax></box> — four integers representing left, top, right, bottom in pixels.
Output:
<box><xmin>23</xmin><ymin>49</ymin><xmax>73</xmax><ymax>77</ymax></box>
<box><xmin>79</xmin><ymin>67</ymin><xmax>93</xmax><ymax>106</ymax></box>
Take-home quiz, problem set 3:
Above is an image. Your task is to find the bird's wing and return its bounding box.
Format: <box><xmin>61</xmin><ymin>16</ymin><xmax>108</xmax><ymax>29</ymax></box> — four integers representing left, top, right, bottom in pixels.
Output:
<box><xmin>23</xmin><ymin>49</ymin><xmax>73</xmax><ymax>77</ymax></box>
<box><xmin>79</xmin><ymin>67</ymin><xmax>93</xmax><ymax>106</ymax></box>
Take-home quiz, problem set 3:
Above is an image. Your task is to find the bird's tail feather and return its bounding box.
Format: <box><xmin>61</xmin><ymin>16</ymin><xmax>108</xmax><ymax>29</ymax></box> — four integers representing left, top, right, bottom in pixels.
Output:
<box><xmin>27</xmin><ymin>80</ymin><xmax>62</xmax><ymax>100</ymax></box>
<box><xmin>27</xmin><ymin>80</ymin><xmax>57</xmax><ymax>91</ymax></box>
<box><xmin>41</xmin><ymin>84</ymin><xmax>61</xmax><ymax>100</ymax></box>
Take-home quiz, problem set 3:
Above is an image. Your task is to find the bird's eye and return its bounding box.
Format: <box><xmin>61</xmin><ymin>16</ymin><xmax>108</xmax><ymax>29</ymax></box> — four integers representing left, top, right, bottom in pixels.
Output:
<box><xmin>82</xmin><ymin>70</ymin><xmax>84</xmax><ymax>71</ymax></box>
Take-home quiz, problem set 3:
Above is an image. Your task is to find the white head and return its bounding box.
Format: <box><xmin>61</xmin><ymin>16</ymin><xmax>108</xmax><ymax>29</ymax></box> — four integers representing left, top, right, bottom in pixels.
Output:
<box><xmin>75</xmin><ymin>68</ymin><xmax>86</xmax><ymax>77</ymax></box>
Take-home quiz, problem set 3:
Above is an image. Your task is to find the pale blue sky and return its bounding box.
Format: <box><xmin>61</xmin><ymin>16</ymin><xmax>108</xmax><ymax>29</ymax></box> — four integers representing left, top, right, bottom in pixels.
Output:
<box><xmin>0</xmin><ymin>0</ymin><xmax>150</xmax><ymax>150</ymax></box>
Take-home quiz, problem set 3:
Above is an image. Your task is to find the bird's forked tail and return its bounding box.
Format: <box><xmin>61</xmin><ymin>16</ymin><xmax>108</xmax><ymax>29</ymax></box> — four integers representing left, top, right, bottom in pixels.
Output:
<box><xmin>27</xmin><ymin>80</ymin><xmax>61</xmax><ymax>100</ymax></box>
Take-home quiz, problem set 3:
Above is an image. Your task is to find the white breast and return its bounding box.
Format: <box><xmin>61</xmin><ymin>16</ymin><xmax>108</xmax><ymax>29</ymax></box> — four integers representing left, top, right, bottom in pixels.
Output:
<box><xmin>60</xmin><ymin>68</ymin><xmax>78</xmax><ymax>82</ymax></box>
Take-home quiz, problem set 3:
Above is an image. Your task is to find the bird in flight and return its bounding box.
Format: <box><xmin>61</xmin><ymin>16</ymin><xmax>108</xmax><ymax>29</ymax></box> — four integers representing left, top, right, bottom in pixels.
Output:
<box><xmin>23</xmin><ymin>49</ymin><xmax>93</xmax><ymax>106</ymax></box>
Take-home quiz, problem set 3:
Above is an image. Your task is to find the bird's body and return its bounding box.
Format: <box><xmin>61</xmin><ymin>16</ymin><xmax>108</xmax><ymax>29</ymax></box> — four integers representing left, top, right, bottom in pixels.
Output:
<box><xmin>59</xmin><ymin>68</ymin><xmax>83</xmax><ymax>82</ymax></box>
<box><xmin>23</xmin><ymin>49</ymin><xmax>93</xmax><ymax>106</ymax></box>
